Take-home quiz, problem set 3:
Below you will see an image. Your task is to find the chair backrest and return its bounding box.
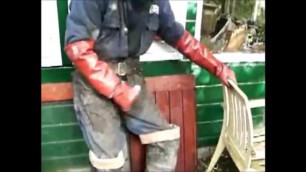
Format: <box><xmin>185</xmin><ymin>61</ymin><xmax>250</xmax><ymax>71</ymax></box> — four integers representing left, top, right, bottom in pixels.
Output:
<box><xmin>129</xmin><ymin>74</ymin><xmax>197</xmax><ymax>172</ymax></box>
<box><xmin>222</xmin><ymin>79</ymin><xmax>255</xmax><ymax>170</ymax></box>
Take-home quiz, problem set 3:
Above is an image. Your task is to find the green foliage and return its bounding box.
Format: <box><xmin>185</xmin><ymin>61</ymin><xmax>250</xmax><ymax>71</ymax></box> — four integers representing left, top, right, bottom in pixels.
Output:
<box><xmin>207</xmin><ymin>0</ymin><xmax>256</xmax><ymax>20</ymax></box>
<box><xmin>233</xmin><ymin>0</ymin><xmax>256</xmax><ymax>20</ymax></box>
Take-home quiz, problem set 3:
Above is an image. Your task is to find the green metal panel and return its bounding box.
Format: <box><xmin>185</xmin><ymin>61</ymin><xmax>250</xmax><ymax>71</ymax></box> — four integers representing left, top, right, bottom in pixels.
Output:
<box><xmin>42</xmin><ymin>101</ymin><xmax>87</xmax><ymax>171</ymax></box>
<box><xmin>42</xmin><ymin>139</ymin><xmax>88</xmax><ymax>158</ymax></box>
<box><xmin>41</xmin><ymin>67</ymin><xmax>74</xmax><ymax>83</ymax></box>
<box><xmin>42</xmin><ymin>102</ymin><xmax>77</xmax><ymax>125</ymax></box>
<box><xmin>42</xmin><ymin>124</ymin><xmax>82</xmax><ymax>143</ymax></box>
<box><xmin>42</xmin><ymin>155</ymin><xmax>88</xmax><ymax>171</ymax></box>
<box><xmin>141</xmin><ymin>61</ymin><xmax>192</xmax><ymax>77</ymax></box>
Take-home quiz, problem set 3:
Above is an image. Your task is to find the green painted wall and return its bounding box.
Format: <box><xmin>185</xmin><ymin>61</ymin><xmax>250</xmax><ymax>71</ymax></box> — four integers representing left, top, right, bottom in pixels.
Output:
<box><xmin>41</xmin><ymin>1</ymin><xmax>265</xmax><ymax>171</ymax></box>
<box><xmin>42</xmin><ymin>101</ymin><xmax>88</xmax><ymax>170</ymax></box>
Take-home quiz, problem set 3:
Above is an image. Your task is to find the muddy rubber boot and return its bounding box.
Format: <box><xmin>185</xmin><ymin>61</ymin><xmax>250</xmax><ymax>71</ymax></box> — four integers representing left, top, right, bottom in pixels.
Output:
<box><xmin>89</xmin><ymin>160</ymin><xmax>130</xmax><ymax>172</ymax></box>
<box><xmin>89</xmin><ymin>142</ymin><xmax>131</xmax><ymax>172</ymax></box>
<box><xmin>90</xmin><ymin>164</ymin><xmax>130</xmax><ymax>172</ymax></box>
<box><xmin>145</xmin><ymin>139</ymin><xmax>180</xmax><ymax>172</ymax></box>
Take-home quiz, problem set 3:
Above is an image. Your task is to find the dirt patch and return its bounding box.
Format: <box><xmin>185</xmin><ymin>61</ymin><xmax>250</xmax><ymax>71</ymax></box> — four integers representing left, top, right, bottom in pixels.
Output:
<box><xmin>197</xmin><ymin>150</ymin><xmax>239</xmax><ymax>172</ymax></box>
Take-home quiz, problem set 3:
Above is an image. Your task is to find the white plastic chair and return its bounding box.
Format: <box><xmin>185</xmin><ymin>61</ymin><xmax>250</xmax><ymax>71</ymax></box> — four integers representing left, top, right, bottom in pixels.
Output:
<box><xmin>206</xmin><ymin>79</ymin><xmax>265</xmax><ymax>172</ymax></box>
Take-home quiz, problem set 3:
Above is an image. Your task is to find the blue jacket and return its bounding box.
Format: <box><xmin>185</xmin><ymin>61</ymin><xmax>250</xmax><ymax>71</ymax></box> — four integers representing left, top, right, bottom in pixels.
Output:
<box><xmin>65</xmin><ymin>0</ymin><xmax>185</xmax><ymax>60</ymax></box>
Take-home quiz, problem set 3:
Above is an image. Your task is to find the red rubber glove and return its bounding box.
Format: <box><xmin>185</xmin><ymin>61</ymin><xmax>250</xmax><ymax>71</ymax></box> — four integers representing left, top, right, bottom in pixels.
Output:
<box><xmin>65</xmin><ymin>40</ymin><xmax>140</xmax><ymax>112</ymax></box>
<box><xmin>173</xmin><ymin>31</ymin><xmax>236</xmax><ymax>86</ymax></box>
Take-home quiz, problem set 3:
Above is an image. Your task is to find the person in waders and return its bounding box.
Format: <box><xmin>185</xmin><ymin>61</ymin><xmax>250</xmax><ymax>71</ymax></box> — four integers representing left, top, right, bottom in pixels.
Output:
<box><xmin>64</xmin><ymin>0</ymin><xmax>236</xmax><ymax>171</ymax></box>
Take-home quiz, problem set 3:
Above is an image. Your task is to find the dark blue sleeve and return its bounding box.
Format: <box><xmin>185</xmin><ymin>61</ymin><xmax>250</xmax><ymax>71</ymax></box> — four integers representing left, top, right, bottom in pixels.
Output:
<box><xmin>65</xmin><ymin>0</ymin><xmax>102</xmax><ymax>45</ymax></box>
<box><xmin>157</xmin><ymin>0</ymin><xmax>185</xmax><ymax>44</ymax></box>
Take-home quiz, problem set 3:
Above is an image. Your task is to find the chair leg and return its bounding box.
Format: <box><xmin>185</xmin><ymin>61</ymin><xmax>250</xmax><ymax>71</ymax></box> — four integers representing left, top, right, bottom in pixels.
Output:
<box><xmin>205</xmin><ymin>138</ymin><xmax>225</xmax><ymax>172</ymax></box>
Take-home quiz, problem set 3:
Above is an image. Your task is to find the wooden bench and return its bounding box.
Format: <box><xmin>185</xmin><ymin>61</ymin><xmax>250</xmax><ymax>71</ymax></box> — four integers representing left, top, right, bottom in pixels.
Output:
<box><xmin>42</xmin><ymin>74</ymin><xmax>197</xmax><ymax>172</ymax></box>
<box><xmin>206</xmin><ymin>80</ymin><xmax>265</xmax><ymax>172</ymax></box>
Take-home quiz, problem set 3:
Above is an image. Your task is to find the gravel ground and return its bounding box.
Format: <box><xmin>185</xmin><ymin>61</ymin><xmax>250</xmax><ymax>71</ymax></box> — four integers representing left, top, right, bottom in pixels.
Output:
<box><xmin>196</xmin><ymin>150</ymin><xmax>239</xmax><ymax>172</ymax></box>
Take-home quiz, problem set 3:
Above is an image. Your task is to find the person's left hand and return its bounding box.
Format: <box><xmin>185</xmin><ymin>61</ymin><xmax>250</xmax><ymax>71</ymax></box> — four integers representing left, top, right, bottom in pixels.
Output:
<box><xmin>217</xmin><ymin>65</ymin><xmax>237</xmax><ymax>87</ymax></box>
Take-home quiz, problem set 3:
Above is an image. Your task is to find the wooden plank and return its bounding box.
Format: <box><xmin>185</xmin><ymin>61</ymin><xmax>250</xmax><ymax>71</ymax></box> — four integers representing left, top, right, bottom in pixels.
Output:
<box><xmin>146</xmin><ymin>75</ymin><xmax>195</xmax><ymax>92</ymax></box>
<box><xmin>182</xmin><ymin>89</ymin><xmax>197</xmax><ymax>172</ymax></box>
<box><xmin>169</xmin><ymin>90</ymin><xmax>185</xmax><ymax>172</ymax></box>
<box><xmin>156</xmin><ymin>91</ymin><xmax>170</xmax><ymax>121</ymax></box>
<box><xmin>41</xmin><ymin>82</ymin><xmax>73</xmax><ymax>102</ymax></box>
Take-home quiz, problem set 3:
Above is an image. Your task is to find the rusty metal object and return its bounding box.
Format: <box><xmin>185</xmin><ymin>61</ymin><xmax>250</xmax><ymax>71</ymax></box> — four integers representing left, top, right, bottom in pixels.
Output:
<box><xmin>201</xmin><ymin>2</ymin><xmax>222</xmax><ymax>36</ymax></box>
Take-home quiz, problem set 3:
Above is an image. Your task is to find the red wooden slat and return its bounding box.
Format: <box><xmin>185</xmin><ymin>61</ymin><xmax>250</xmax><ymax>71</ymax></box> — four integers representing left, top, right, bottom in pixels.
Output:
<box><xmin>129</xmin><ymin>134</ymin><xmax>146</xmax><ymax>172</ymax></box>
<box><xmin>156</xmin><ymin>91</ymin><xmax>170</xmax><ymax>121</ymax></box>
<box><xmin>41</xmin><ymin>82</ymin><xmax>73</xmax><ymax>102</ymax></box>
<box><xmin>146</xmin><ymin>75</ymin><xmax>195</xmax><ymax>92</ymax></box>
<box><xmin>182</xmin><ymin>89</ymin><xmax>197</xmax><ymax>172</ymax></box>
<box><xmin>169</xmin><ymin>90</ymin><xmax>185</xmax><ymax>172</ymax></box>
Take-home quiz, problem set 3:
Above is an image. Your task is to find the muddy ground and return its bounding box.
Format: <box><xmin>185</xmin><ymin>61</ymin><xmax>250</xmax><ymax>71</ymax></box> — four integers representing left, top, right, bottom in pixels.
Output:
<box><xmin>196</xmin><ymin>150</ymin><xmax>239</xmax><ymax>172</ymax></box>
